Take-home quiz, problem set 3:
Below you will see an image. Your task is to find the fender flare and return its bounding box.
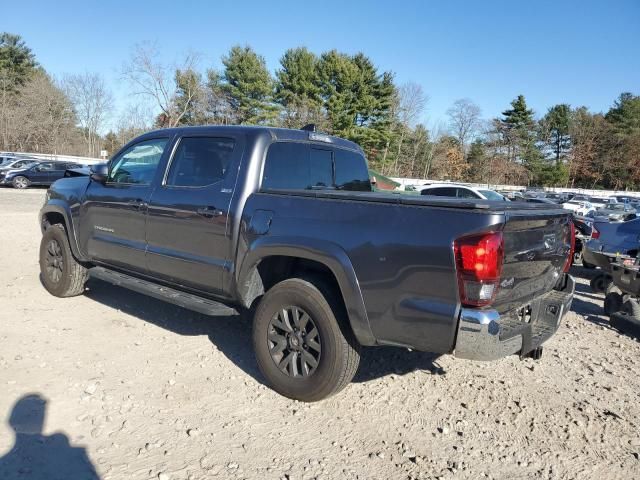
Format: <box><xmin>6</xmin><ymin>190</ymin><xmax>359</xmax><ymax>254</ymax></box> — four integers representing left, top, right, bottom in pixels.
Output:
<box><xmin>236</xmin><ymin>236</ymin><xmax>376</xmax><ymax>346</ymax></box>
<box><xmin>39</xmin><ymin>202</ymin><xmax>88</xmax><ymax>262</ymax></box>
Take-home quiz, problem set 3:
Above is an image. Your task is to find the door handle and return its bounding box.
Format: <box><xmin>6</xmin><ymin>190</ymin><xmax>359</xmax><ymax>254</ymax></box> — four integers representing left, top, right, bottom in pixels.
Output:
<box><xmin>197</xmin><ymin>206</ymin><xmax>223</xmax><ymax>218</ymax></box>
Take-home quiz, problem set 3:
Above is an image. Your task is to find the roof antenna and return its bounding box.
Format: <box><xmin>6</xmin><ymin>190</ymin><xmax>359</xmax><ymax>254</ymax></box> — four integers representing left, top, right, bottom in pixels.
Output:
<box><xmin>301</xmin><ymin>124</ymin><xmax>316</xmax><ymax>132</ymax></box>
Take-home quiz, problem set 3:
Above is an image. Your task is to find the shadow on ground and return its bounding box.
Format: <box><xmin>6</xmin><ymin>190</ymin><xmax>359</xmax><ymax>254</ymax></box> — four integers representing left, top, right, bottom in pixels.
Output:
<box><xmin>0</xmin><ymin>394</ymin><xmax>99</xmax><ymax>479</ymax></box>
<box><xmin>83</xmin><ymin>279</ymin><xmax>445</xmax><ymax>388</ymax></box>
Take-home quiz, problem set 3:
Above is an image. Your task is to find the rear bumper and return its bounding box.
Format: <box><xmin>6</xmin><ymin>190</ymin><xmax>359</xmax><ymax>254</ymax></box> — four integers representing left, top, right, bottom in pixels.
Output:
<box><xmin>454</xmin><ymin>274</ymin><xmax>575</xmax><ymax>361</ymax></box>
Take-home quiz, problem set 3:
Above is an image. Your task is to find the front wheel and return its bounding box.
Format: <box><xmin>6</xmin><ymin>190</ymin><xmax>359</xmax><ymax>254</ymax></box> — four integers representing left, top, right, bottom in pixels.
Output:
<box><xmin>252</xmin><ymin>277</ymin><xmax>360</xmax><ymax>402</ymax></box>
<box><xmin>39</xmin><ymin>224</ymin><xmax>88</xmax><ymax>297</ymax></box>
<box><xmin>12</xmin><ymin>176</ymin><xmax>30</xmax><ymax>189</ymax></box>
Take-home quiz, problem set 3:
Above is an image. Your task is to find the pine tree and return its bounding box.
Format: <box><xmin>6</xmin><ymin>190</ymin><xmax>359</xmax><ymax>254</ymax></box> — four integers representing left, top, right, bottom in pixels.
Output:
<box><xmin>221</xmin><ymin>46</ymin><xmax>279</xmax><ymax>125</ymax></box>
<box><xmin>275</xmin><ymin>47</ymin><xmax>326</xmax><ymax>129</ymax></box>
<box><xmin>0</xmin><ymin>33</ymin><xmax>38</xmax><ymax>92</ymax></box>
<box><xmin>541</xmin><ymin>104</ymin><xmax>571</xmax><ymax>164</ymax></box>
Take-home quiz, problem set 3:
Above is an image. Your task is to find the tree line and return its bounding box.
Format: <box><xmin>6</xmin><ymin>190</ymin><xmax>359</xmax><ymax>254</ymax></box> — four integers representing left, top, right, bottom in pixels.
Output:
<box><xmin>1</xmin><ymin>32</ymin><xmax>639</xmax><ymax>189</ymax></box>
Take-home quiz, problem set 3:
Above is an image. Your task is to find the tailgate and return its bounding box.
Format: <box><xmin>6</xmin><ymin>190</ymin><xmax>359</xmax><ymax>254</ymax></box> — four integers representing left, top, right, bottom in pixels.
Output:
<box><xmin>493</xmin><ymin>209</ymin><xmax>572</xmax><ymax>313</ymax></box>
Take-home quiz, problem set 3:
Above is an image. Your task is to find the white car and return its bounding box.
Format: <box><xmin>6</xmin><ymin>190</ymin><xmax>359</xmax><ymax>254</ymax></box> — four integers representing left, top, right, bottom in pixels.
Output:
<box><xmin>589</xmin><ymin>197</ymin><xmax>618</xmax><ymax>210</ymax></box>
<box><xmin>562</xmin><ymin>200</ymin><xmax>596</xmax><ymax>216</ymax></box>
<box><xmin>419</xmin><ymin>183</ymin><xmax>508</xmax><ymax>201</ymax></box>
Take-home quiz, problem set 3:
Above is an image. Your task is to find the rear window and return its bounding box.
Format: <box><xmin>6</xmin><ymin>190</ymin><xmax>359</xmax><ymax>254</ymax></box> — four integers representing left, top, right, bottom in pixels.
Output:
<box><xmin>421</xmin><ymin>187</ymin><xmax>457</xmax><ymax>197</ymax></box>
<box><xmin>262</xmin><ymin>142</ymin><xmax>371</xmax><ymax>191</ymax></box>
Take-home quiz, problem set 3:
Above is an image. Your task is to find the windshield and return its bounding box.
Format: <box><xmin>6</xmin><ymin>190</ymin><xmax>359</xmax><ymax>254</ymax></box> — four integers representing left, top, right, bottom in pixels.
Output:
<box><xmin>479</xmin><ymin>190</ymin><xmax>504</xmax><ymax>201</ymax></box>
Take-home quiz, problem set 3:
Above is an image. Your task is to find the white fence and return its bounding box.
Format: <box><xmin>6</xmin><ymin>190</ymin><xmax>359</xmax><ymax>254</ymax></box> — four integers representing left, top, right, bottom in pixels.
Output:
<box><xmin>391</xmin><ymin>177</ymin><xmax>640</xmax><ymax>197</ymax></box>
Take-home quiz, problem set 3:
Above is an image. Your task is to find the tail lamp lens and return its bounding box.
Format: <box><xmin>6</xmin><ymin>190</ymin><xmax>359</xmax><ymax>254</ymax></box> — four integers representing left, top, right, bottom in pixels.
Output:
<box><xmin>591</xmin><ymin>226</ymin><xmax>600</xmax><ymax>239</ymax></box>
<box><xmin>454</xmin><ymin>231</ymin><xmax>504</xmax><ymax>307</ymax></box>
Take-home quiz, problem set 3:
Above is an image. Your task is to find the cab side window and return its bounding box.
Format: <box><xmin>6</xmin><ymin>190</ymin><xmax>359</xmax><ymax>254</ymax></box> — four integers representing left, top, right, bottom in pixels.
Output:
<box><xmin>165</xmin><ymin>137</ymin><xmax>235</xmax><ymax>187</ymax></box>
<box><xmin>108</xmin><ymin>138</ymin><xmax>168</xmax><ymax>185</ymax></box>
<box><xmin>262</xmin><ymin>142</ymin><xmax>370</xmax><ymax>191</ymax></box>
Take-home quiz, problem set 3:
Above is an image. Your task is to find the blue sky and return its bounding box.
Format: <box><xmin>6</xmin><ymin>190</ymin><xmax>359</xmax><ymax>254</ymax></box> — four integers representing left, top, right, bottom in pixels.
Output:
<box><xmin>3</xmin><ymin>0</ymin><xmax>639</xmax><ymax>130</ymax></box>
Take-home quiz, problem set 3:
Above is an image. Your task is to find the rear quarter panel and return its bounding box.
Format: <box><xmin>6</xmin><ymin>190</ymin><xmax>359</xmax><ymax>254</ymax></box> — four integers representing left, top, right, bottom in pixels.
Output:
<box><xmin>238</xmin><ymin>193</ymin><xmax>504</xmax><ymax>353</ymax></box>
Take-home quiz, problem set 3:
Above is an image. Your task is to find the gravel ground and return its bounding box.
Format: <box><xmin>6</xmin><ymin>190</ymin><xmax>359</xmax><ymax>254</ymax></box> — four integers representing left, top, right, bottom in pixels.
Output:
<box><xmin>0</xmin><ymin>187</ymin><xmax>639</xmax><ymax>480</ymax></box>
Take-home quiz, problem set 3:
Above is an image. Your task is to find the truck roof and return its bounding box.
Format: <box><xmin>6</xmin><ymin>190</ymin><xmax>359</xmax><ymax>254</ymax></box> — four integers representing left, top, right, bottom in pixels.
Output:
<box><xmin>141</xmin><ymin>125</ymin><xmax>363</xmax><ymax>153</ymax></box>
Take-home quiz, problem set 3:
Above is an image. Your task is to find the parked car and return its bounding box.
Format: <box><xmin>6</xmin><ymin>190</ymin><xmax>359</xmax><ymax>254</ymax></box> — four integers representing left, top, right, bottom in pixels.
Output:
<box><xmin>544</xmin><ymin>192</ymin><xmax>569</xmax><ymax>203</ymax></box>
<box><xmin>582</xmin><ymin>217</ymin><xmax>640</xmax><ymax>268</ymax></box>
<box><xmin>590</xmin><ymin>196</ymin><xmax>618</xmax><ymax>210</ymax></box>
<box><xmin>498</xmin><ymin>190</ymin><xmax>524</xmax><ymax>200</ymax></box>
<box><xmin>1</xmin><ymin>161</ymin><xmax>81</xmax><ymax>188</ymax></box>
<box><xmin>526</xmin><ymin>197</ymin><xmax>556</xmax><ymax>205</ymax></box>
<box><xmin>593</xmin><ymin>203</ymin><xmax>637</xmax><ymax>222</ymax></box>
<box><xmin>38</xmin><ymin>125</ymin><xmax>574</xmax><ymax>401</ymax></box>
<box><xmin>0</xmin><ymin>154</ymin><xmax>17</xmax><ymax>167</ymax></box>
<box><xmin>420</xmin><ymin>183</ymin><xmax>508</xmax><ymax>201</ymax></box>
<box><xmin>562</xmin><ymin>200</ymin><xmax>596</xmax><ymax>216</ymax></box>
<box><xmin>572</xmin><ymin>194</ymin><xmax>591</xmax><ymax>202</ymax></box>
<box><xmin>0</xmin><ymin>158</ymin><xmax>39</xmax><ymax>173</ymax></box>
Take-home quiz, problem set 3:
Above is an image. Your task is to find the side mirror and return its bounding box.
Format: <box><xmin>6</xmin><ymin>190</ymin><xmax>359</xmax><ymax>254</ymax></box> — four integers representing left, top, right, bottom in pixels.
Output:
<box><xmin>90</xmin><ymin>163</ymin><xmax>108</xmax><ymax>183</ymax></box>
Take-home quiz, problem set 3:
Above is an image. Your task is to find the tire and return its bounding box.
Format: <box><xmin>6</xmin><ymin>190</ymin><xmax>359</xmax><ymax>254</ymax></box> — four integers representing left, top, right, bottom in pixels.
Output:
<box><xmin>590</xmin><ymin>274</ymin><xmax>612</xmax><ymax>294</ymax></box>
<box><xmin>610</xmin><ymin>309</ymin><xmax>640</xmax><ymax>339</ymax></box>
<box><xmin>622</xmin><ymin>297</ymin><xmax>640</xmax><ymax>318</ymax></box>
<box><xmin>12</xmin><ymin>175</ymin><xmax>30</xmax><ymax>189</ymax></box>
<box><xmin>39</xmin><ymin>224</ymin><xmax>88</xmax><ymax>297</ymax></box>
<box><xmin>604</xmin><ymin>291</ymin><xmax>623</xmax><ymax>316</ymax></box>
<box><xmin>252</xmin><ymin>277</ymin><xmax>361</xmax><ymax>402</ymax></box>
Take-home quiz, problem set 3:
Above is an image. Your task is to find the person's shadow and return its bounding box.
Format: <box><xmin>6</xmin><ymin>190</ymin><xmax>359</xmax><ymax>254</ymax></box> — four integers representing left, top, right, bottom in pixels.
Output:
<box><xmin>0</xmin><ymin>394</ymin><xmax>99</xmax><ymax>480</ymax></box>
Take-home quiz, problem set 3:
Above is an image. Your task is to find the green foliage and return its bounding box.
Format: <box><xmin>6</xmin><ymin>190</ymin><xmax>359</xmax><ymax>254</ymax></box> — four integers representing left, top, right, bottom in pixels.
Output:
<box><xmin>542</xmin><ymin>104</ymin><xmax>571</xmax><ymax>162</ymax></box>
<box><xmin>0</xmin><ymin>32</ymin><xmax>38</xmax><ymax>92</ymax></box>
<box><xmin>275</xmin><ymin>47</ymin><xmax>321</xmax><ymax>108</ymax></box>
<box><xmin>222</xmin><ymin>46</ymin><xmax>279</xmax><ymax>125</ymax></box>
<box><xmin>605</xmin><ymin>92</ymin><xmax>640</xmax><ymax>135</ymax></box>
<box><xmin>501</xmin><ymin>94</ymin><xmax>534</xmax><ymax>130</ymax></box>
<box><xmin>316</xmin><ymin>50</ymin><xmax>395</xmax><ymax>159</ymax></box>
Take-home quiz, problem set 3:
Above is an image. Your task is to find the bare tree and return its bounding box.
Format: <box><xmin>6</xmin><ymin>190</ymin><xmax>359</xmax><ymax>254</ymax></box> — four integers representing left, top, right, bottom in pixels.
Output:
<box><xmin>3</xmin><ymin>71</ymin><xmax>80</xmax><ymax>154</ymax></box>
<box><xmin>121</xmin><ymin>43</ymin><xmax>201</xmax><ymax>128</ymax></box>
<box><xmin>446</xmin><ymin>98</ymin><xmax>481</xmax><ymax>157</ymax></box>
<box><xmin>389</xmin><ymin>82</ymin><xmax>428</xmax><ymax>175</ymax></box>
<box><xmin>115</xmin><ymin>103</ymin><xmax>153</xmax><ymax>146</ymax></box>
<box><xmin>63</xmin><ymin>73</ymin><xmax>113</xmax><ymax>157</ymax></box>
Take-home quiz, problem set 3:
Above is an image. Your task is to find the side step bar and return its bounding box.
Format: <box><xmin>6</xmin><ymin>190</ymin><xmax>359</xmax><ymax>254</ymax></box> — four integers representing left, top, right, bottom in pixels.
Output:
<box><xmin>89</xmin><ymin>266</ymin><xmax>237</xmax><ymax>317</ymax></box>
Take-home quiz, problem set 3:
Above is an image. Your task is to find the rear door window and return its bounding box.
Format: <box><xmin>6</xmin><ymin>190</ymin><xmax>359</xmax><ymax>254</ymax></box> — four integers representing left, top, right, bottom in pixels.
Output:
<box><xmin>165</xmin><ymin>137</ymin><xmax>236</xmax><ymax>187</ymax></box>
<box><xmin>422</xmin><ymin>187</ymin><xmax>456</xmax><ymax>197</ymax></box>
<box><xmin>261</xmin><ymin>142</ymin><xmax>310</xmax><ymax>190</ymax></box>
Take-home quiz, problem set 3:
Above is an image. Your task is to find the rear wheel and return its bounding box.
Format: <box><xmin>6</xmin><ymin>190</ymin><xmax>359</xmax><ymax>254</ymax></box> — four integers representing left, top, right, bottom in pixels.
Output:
<box><xmin>590</xmin><ymin>273</ymin><xmax>612</xmax><ymax>294</ymax></box>
<box><xmin>252</xmin><ymin>277</ymin><xmax>360</xmax><ymax>402</ymax></box>
<box><xmin>12</xmin><ymin>176</ymin><xmax>30</xmax><ymax>189</ymax></box>
<box><xmin>39</xmin><ymin>224</ymin><xmax>88</xmax><ymax>297</ymax></box>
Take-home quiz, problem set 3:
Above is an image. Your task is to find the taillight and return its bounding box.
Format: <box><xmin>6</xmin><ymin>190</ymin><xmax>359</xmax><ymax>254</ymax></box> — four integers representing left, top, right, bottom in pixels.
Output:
<box><xmin>591</xmin><ymin>226</ymin><xmax>600</xmax><ymax>239</ymax></box>
<box><xmin>563</xmin><ymin>221</ymin><xmax>575</xmax><ymax>272</ymax></box>
<box><xmin>454</xmin><ymin>231</ymin><xmax>504</xmax><ymax>307</ymax></box>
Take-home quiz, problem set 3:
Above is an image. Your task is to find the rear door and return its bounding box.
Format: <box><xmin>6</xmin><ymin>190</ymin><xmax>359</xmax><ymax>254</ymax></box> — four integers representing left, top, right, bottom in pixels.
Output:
<box><xmin>78</xmin><ymin>137</ymin><xmax>170</xmax><ymax>274</ymax></box>
<box><xmin>47</xmin><ymin>163</ymin><xmax>68</xmax><ymax>184</ymax></box>
<box><xmin>145</xmin><ymin>134</ymin><xmax>244</xmax><ymax>295</ymax></box>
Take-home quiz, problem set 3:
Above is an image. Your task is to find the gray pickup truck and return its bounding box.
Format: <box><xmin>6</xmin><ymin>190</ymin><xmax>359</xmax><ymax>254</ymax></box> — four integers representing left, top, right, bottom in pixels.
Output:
<box><xmin>39</xmin><ymin>126</ymin><xmax>575</xmax><ymax>401</ymax></box>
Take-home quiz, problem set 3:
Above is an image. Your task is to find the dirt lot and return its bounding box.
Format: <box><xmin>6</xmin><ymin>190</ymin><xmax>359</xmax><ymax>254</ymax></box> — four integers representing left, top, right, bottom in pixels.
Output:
<box><xmin>0</xmin><ymin>188</ymin><xmax>639</xmax><ymax>480</ymax></box>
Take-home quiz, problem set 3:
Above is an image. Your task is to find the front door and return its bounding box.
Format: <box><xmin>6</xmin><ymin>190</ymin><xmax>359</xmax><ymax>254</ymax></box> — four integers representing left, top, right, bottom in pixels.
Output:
<box><xmin>145</xmin><ymin>135</ymin><xmax>242</xmax><ymax>295</ymax></box>
<box><xmin>77</xmin><ymin>137</ymin><xmax>171</xmax><ymax>274</ymax></box>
